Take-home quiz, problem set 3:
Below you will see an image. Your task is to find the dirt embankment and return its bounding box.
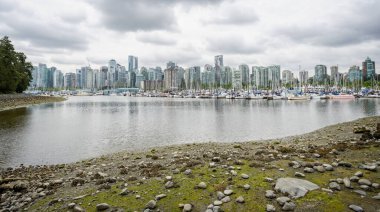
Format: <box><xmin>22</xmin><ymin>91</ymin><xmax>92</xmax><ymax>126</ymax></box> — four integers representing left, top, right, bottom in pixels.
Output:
<box><xmin>0</xmin><ymin>94</ymin><xmax>66</xmax><ymax>112</ymax></box>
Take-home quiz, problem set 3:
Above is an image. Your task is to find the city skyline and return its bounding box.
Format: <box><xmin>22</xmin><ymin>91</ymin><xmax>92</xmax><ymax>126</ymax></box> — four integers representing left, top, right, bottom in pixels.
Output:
<box><xmin>0</xmin><ymin>0</ymin><xmax>379</xmax><ymax>73</ymax></box>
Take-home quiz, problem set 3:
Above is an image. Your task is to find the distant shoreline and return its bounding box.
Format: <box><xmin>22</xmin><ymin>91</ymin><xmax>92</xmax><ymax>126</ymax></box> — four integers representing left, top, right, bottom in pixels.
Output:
<box><xmin>0</xmin><ymin>94</ymin><xmax>66</xmax><ymax>112</ymax></box>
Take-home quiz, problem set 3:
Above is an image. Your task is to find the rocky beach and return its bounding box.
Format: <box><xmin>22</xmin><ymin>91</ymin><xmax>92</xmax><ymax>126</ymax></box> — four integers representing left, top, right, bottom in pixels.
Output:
<box><xmin>1</xmin><ymin>116</ymin><xmax>380</xmax><ymax>212</ymax></box>
<box><xmin>0</xmin><ymin>94</ymin><xmax>66</xmax><ymax>112</ymax></box>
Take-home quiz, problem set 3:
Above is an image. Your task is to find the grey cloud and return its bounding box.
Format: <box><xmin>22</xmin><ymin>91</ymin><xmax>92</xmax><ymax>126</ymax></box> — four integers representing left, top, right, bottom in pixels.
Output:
<box><xmin>136</xmin><ymin>32</ymin><xmax>177</xmax><ymax>45</ymax></box>
<box><xmin>90</xmin><ymin>0</ymin><xmax>224</xmax><ymax>32</ymax></box>
<box><xmin>207</xmin><ymin>8</ymin><xmax>259</xmax><ymax>25</ymax></box>
<box><xmin>206</xmin><ymin>36</ymin><xmax>265</xmax><ymax>55</ymax></box>
<box><xmin>276</xmin><ymin>1</ymin><xmax>380</xmax><ymax>47</ymax></box>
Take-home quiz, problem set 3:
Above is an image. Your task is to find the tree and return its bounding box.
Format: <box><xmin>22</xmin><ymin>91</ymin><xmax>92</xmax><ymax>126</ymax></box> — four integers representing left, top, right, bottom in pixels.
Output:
<box><xmin>0</xmin><ymin>36</ymin><xmax>33</xmax><ymax>93</ymax></box>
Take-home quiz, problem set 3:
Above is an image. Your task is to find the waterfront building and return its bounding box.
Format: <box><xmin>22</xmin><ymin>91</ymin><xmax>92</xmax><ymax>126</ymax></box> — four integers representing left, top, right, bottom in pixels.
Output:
<box><xmin>108</xmin><ymin>59</ymin><xmax>117</xmax><ymax>87</ymax></box>
<box><xmin>64</xmin><ymin>73</ymin><xmax>76</xmax><ymax>90</ymax></box>
<box><xmin>214</xmin><ymin>55</ymin><xmax>223</xmax><ymax>86</ymax></box>
<box><xmin>267</xmin><ymin>65</ymin><xmax>281</xmax><ymax>90</ymax></box>
<box><xmin>135</xmin><ymin>73</ymin><xmax>145</xmax><ymax>88</ymax></box>
<box><xmin>128</xmin><ymin>55</ymin><xmax>138</xmax><ymax>72</ymax></box>
<box><xmin>99</xmin><ymin>66</ymin><xmax>109</xmax><ymax>89</ymax></box>
<box><xmin>177</xmin><ymin>67</ymin><xmax>185</xmax><ymax>89</ymax></box>
<box><xmin>330</xmin><ymin>66</ymin><xmax>339</xmax><ymax>86</ymax></box>
<box><xmin>128</xmin><ymin>71</ymin><xmax>136</xmax><ymax>88</ymax></box>
<box><xmin>221</xmin><ymin>66</ymin><xmax>232</xmax><ymax>87</ymax></box>
<box><xmin>232</xmin><ymin>68</ymin><xmax>242</xmax><ymax>90</ymax></box>
<box><xmin>184</xmin><ymin>66</ymin><xmax>201</xmax><ymax>90</ymax></box>
<box><xmin>239</xmin><ymin>64</ymin><xmax>250</xmax><ymax>87</ymax></box>
<box><xmin>141</xmin><ymin>80</ymin><xmax>164</xmax><ymax>91</ymax></box>
<box><xmin>299</xmin><ymin>70</ymin><xmax>308</xmax><ymax>87</ymax></box>
<box><xmin>282</xmin><ymin>70</ymin><xmax>293</xmax><ymax>85</ymax></box>
<box><xmin>314</xmin><ymin>65</ymin><xmax>327</xmax><ymax>84</ymax></box>
<box><xmin>348</xmin><ymin>65</ymin><xmax>362</xmax><ymax>82</ymax></box>
<box><xmin>164</xmin><ymin>62</ymin><xmax>178</xmax><ymax>90</ymax></box>
<box><xmin>253</xmin><ymin>66</ymin><xmax>268</xmax><ymax>89</ymax></box>
<box><xmin>362</xmin><ymin>57</ymin><xmax>376</xmax><ymax>81</ymax></box>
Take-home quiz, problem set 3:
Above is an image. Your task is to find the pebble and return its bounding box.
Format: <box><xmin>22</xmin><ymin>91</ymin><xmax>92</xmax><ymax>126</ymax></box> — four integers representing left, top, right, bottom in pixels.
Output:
<box><xmin>155</xmin><ymin>194</ymin><xmax>167</xmax><ymax>200</ymax></box>
<box><xmin>224</xmin><ymin>189</ymin><xmax>233</xmax><ymax>196</ymax></box>
<box><xmin>314</xmin><ymin>166</ymin><xmax>325</xmax><ymax>173</ymax></box>
<box><xmin>354</xmin><ymin>171</ymin><xmax>363</xmax><ymax>177</ymax></box>
<box><xmin>372</xmin><ymin>183</ymin><xmax>379</xmax><ymax>189</ymax></box>
<box><xmin>68</xmin><ymin>203</ymin><xmax>76</xmax><ymax>209</ymax></box>
<box><xmin>282</xmin><ymin>202</ymin><xmax>296</xmax><ymax>211</ymax></box>
<box><xmin>304</xmin><ymin>167</ymin><xmax>314</xmax><ymax>173</ymax></box>
<box><xmin>243</xmin><ymin>184</ymin><xmax>250</xmax><ymax>190</ymax></box>
<box><xmin>323</xmin><ymin>164</ymin><xmax>334</xmax><ymax>171</ymax></box>
<box><xmin>241</xmin><ymin>174</ymin><xmax>249</xmax><ymax>179</ymax></box>
<box><xmin>221</xmin><ymin>196</ymin><xmax>231</xmax><ymax>203</ymax></box>
<box><xmin>120</xmin><ymin>188</ymin><xmax>129</xmax><ymax>195</ymax></box>
<box><xmin>276</xmin><ymin>196</ymin><xmax>290</xmax><ymax>206</ymax></box>
<box><xmin>165</xmin><ymin>176</ymin><xmax>172</xmax><ymax>181</ymax></box>
<box><xmin>265</xmin><ymin>177</ymin><xmax>274</xmax><ymax>182</ymax></box>
<box><xmin>353</xmin><ymin>190</ymin><xmax>366</xmax><ymax>196</ymax></box>
<box><xmin>73</xmin><ymin>205</ymin><xmax>85</xmax><ymax>212</ymax></box>
<box><xmin>350</xmin><ymin>176</ymin><xmax>360</xmax><ymax>182</ymax></box>
<box><xmin>230</xmin><ymin>170</ymin><xmax>237</xmax><ymax>176</ymax></box>
<box><xmin>343</xmin><ymin>178</ymin><xmax>352</xmax><ymax>188</ymax></box>
<box><xmin>213</xmin><ymin>200</ymin><xmax>223</xmax><ymax>206</ymax></box>
<box><xmin>295</xmin><ymin>172</ymin><xmax>305</xmax><ymax>177</ymax></box>
<box><xmin>348</xmin><ymin>204</ymin><xmax>363</xmax><ymax>212</ymax></box>
<box><xmin>358</xmin><ymin>179</ymin><xmax>371</xmax><ymax>186</ymax></box>
<box><xmin>184</xmin><ymin>169</ymin><xmax>192</xmax><ymax>175</ymax></box>
<box><xmin>329</xmin><ymin>182</ymin><xmax>341</xmax><ymax>191</ymax></box>
<box><xmin>236</xmin><ymin>196</ymin><xmax>245</xmax><ymax>203</ymax></box>
<box><xmin>265</xmin><ymin>190</ymin><xmax>276</xmax><ymax>199</ymax></box>
<box><xmin>165</xmin><ymin>181</ymin><xmax>174</xmax><ymax>189</ymax></box>
<box><xmin>217</xmin><ymin>191</ymin><xmax>225</xmax><ymax>200</ymax></box>
<box><xmin>146</xmin><ymin>200</ymin><xmax>157</xmax><ymax>209</ymax></box>
<box><xmin>198</xmin><ymin>182</ymin><xmax>207</xmax><ymax>189</ymax></box>
<box><xmin>183</xmin><ymin>204</ymin><xmax>192</xmax><ymax>212</ymax></box>
<box><xmin>266</xmin><ymin>204</ymin><xmax>276</xmax><ymax>212</ymax></box>
<box><xmin>96</xmin><ymin>203</ymin><xmax>110</xmax><ymax>211</ymax></box>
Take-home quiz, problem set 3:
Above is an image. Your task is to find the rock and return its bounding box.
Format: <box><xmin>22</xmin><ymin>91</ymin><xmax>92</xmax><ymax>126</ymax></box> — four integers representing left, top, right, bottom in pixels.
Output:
<box><xmin>230</xmin><ymin>170</ymin><xmax>237</xmax><ymax>176</ymax></box>
<box><xmin>209</xmin><ymin>162</ymin><xmax>216</xmax><ymax>168</ymax></box>
<box><xmin>265</xmin><ymin>190</ymin><xmax>276</xmax><ymax>199</ymax></box>
<box><xmin>165</xmin><ymin>176</ymin><xmax>172</xmax><ymax>181</ymax></box>
<box><xmin>322</xmin><ymin>188</ymin><xmax>333</xmax><ymax>193</ymax></box>
<box><xmin>221</xmin><ymin>196</ymin><xmax>231</xmax><ymax>203</ymax></box>
<box><xmin>224</xmin><ymin>189</ymin><xmax>233</xmax><ymax>196</ymax></box>
<box><xmin>184</xmin><ymin>169</ymin><xmax>192</xmax><ymax>175</ymax></box>
<box><xmin>243</xmin><ymin>184</ymin><xmax>250</xmax><ymax>190</ymax></box>
<box><xmin>372</xmin><ymin>183</ymin><xmax>379</xmax><ymax>189</ymax></box>
<box><xmin>165</xmin><ymin>181</ymin><xmax>174</xmax><ymax>189</ymax></box>
<box><xmin>373</xmin><ymin>195</ymin><xmax>380</xmax><ymax>200</ymax></box>
<box><xmin>146</xmin><ymin>200</ymin><xmax>156</xmax><ymax>209</ymax></box>
<box><xmin>183</xmin><ymin>204</ymin><xmax>192</xmax><ymax>212</ymax></box>
<box><xmin>96</xmin><ymin>203</ymin><xmax>110</xmax><ymax>211</ymax></box>
<box><xmin>358</xmin><ymin>179</ymin><xmax>371</xmax><ymax>186</ymax></box>
<box><xmin>212</xmin><ymin>157</ymin><xmax>221</xmax><ymax>162</ymax></box>
<box><xmin>338</xmin><ymin>161</ymin><xmax>352</xmax><ymax>168</ymax></box>
<box><xmin>353</xmin><ymin>190</ymin><xmax>366</xmax><ymax>196</ymax></box>
<box><xmin>313</xmin><ymin>153</ymin><xmax>321</xmax><ymax>158</ymax></box>
<box><xmin>217</xmin><ymin>191</ymin><xmax>225</xmax><ymax>200</ymax></box>
<box><xmin>236</xmin><ymin>196</ymin><xmax>245</xmax><ymax>203</ymax></box>
<box><xmin>73</xmin><ymin>205</ymin><xmax>85</xmax><ymax>212</ymax></box>
<box><xmin>266</xmin><ymin>204</ymin><xmax>276</xmax><ymax>212</ymax></box>
<box><xmin>354</xmin><ymin>171</ymin><xmax>363</xmax><ymax>177</ymax></box>
<box><xmin>358</xmin><ymin>163</ymin><xmax>378</xmax><ymax>171</ymax></box>
<box><xmin>94</xmin><ymin>172</ymin><xmax>108</xmax><ymax>179</ymax></box>
<box><xmin>329</xmin><ymin>182</ymin><xmax>341</xmax><ymax>191</ymax></box>
<box><xmin>276</xmin><ymin>196</ymin><xmax>291</xmax><ymax>206</ymax></box>
<box><xmin>303</xmin><ymin>167</ymin><xmax>314</xmax><ymax>173</ymax></box>
<box><xmin>343</xmin><ymin>178</ymin><xmax>352</xmax><ymax>188</ymax></box>
<box><xmin>265</xmin><ymin>177</ymin><xmax>274</xmax><ymax>182</ymax></box>
<box><xmin>360</xmin><ymin>185</ymin><xmax>370</xmax><ymax>190</ymax></box>
<box><xmin>71</xmin><ymin>178</ymin><xmax>85</xmax><ymax>187</ymax></box>
<box><xmin>348</xmin><ymin>204</ymin><xmax>363</xmax><ymax>212</ymax></box>
<box><xmin>241</xmin><ymin>174</ymin><xmax>249</xmax><ymax>179</ymax></box>
<box><xmin>274</xmin><ymin>178</ymin><xmax>319</xmax><ymax>198</ymax></box>
<box><xmin>314</xmin><ymin>166</ymin><xmax>325</xmax><ymax>173</ymax></box>
<box><xmin>295</xmin><ymin>172</ymin><xmax>305</xmax><ymax>178</ymax></box>
<box><xmin>68</xmin><ymin>203</ymin><xmax>76</xmax><ymax>209</ymax></box>
<box><xmin>155</xmin><ymin>194</ymin><xmax>167</xmax><ymax>200</ymax></box>
<box><xmin>353</xmin><ymin>126</ymin><xmax>370</xmax><ymax>134</ymax></box>
<box><xmin>289</xmin><ymin>161</ymin><xmax>300</xmax><ymax>169</ymax></box>
<box><xmin>120</xmin><ymin>188</ymin><xmax>129</xmax><ymax>195</ymax></box>
<box><xmin>323</xmin><ymin>164</ymin><xmax>334</xmax><ymax>171</ymax></box>
<box><xmin>350</xmin><ymin>176</ymin><xmax>360</xmax><ymax>182</ymax></box>
<box><xmin>282</xmin><ymin>202</ymin><xmax>296</xmax><ymax>211</ymax></box>
<box><xmin>198</xmin><ymin>182</ymin><xmax>207</xmax><ymax>189</ymax></box>
<box><xmin>213</xmin><ymin>200</ymin><xmax>223</xmax><ymax>206</ymax></box>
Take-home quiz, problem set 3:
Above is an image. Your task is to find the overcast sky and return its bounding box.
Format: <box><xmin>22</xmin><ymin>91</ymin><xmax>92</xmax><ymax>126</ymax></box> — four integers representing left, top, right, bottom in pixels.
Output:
<box><xmin>0</xmin><ymin>0</ymin><xmax>379</xmax><ymax>75</ymax></box>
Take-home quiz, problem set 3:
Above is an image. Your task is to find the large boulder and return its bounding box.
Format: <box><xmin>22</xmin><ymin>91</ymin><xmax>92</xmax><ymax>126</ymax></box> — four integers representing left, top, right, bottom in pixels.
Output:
<box><xmin>274</xmin><ymin>178</ymin><xmax>319</xmax><ymax>198</ymax></box>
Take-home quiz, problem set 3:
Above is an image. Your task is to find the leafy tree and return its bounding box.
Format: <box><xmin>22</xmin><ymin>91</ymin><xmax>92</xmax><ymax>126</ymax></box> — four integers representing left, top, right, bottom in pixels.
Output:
<box><xmin>0</xmin><ymin>36</ymin><xmax>33</xmax><ymax>93</ymax></box>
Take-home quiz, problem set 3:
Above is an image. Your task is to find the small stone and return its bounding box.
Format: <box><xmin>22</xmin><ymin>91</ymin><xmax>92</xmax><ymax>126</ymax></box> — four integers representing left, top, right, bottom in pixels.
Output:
<box><xmin>266</xmin><ymin>204</ymin><xmax>276</xmax><ymax>212</ymax></box>
<box><xmin>236</xmin><ymin>196</ymin><xmax>245</xmax><ymax>203</ymax></box>
<box><xmin>265</xmin><ymin>190</ymin><xmax>276</xmax><ymax>199</ymax></box>
<box><xmin>323</xmin><ymin>164</ymin><xmax>334</xmax><ymax>171</ymax></box>
<box><xmin>265</xmin><ymin>177</ymin><xmax>274</xmax><ymax>182</ymax></box>
<box><xmin>304</xmin><ymin>167</ymin><xmax>314</xmax><ymax>173</ymax></box>
<box><xmin>209</xmin><ymin>162</ymin><xmax>216</xmax><ymax>168</ymax></box>
<box><xmin>241</xmin><ymin>174</ymin><xmax>249</xmax><ymax>179</ymax></box>
<box><xmin>276</xmin><ymin>196</ymin><xmax>290</xmax><ymax>206</ymax></box>
<box><xmin>350</xmin><ymin>176</ymin><xmax>360</xmax><ymax>182</ymax></box>
<box><xmin>221</xmin><ymin>196</ymin><xmax>231</xmax><ymax>203</ymax></box>
<box><xmin>224</xmin><ymin>189</ymin><xmax>233</xmax><ymax>196</ymax></box>
<box><xmin>372</xmin><ymin>183</ymin><xmax>379</xmax><ymax>189</ymax></box>
<box><xmin>338</xmin><ymin>161</ymin><xmax>352</xmax><ymax>167</ymax></box>
<box><xmin>136</xmin><ymin>195</ymin><xmax>141</xmax><ymax>199</ymax></box>
<box><xmin>348</xmin><ymin>204</ymin><xmax>363</xmax><ymax>212</ymax></box>
<box><xmin>322</xmin><ymin>188</ymin><xmax>333</xmax><ymax>193</ymax></box>
<box><xmin>358</xmin><ymin>163</ymin><xmax>378</xmax><ymax>171</ymax></box>
<box><xmin>155</xmin><ymin>194</ymin><xmax>167</xmax><ymax>200</ymax></box>
<box><xmin>354</xmin><ymin>171</ymin><xmax>363</xmax><ymax>177</ymax></box>
<box><xmin>295</xmin><ymin>172</ymin><xmax>305</xmax><ymax>178</ymax></box>
<box><xmin>165</xmin><ymin>181</ymin><xmax>174</xmax><ymax>189</ymax></box>
<box><xmin>73</xmin><ymin>205</ymin><xmax>85</xmax><ymax>212</ymax></box>
<box><xmin>329</xmin><ymin>182</ymin><xmax>341</xmax><ymax>191</ymax></box>
<box><xmin>358</xmin><ymin>179</ymin><xmax>371</xmax><ymax>186</ymax></box>
<box><xmin>213</xmin><ymin>200</ymin><xmax>223</xmax><ymax>206</ymax></box>
<box><xmin>120</xmin><ymin>188</ymin><xmax>129</xmax><ymax>195</ymax></box>
<box><xmin>282</xmin><ymin>202</ymin><xmax>296</xmax><ymax>211</ymax></box>
<box><xmin>353</xmin><ymin>190</ymin><xmax>366</xmax><ymax>196</ymax></box>
<box><xmin>198</xmin><ymin>182</ymin><xmax>207</xmax><ymax>189</ymax></box>
<box><xmin>243</xmin><ymin>184</ymin><xmax>250</xmax><ymax>190</ymax></box>
<box><xmin>343</xmin><ymin>178</ymin><xmax>352</xmax><ymax>189</ymax></box>
<box><xmin>184</xmin><ymin>169</ymin><xmax>192</xmax><ymax>175</ymax></box>
<box><xmin>360</xmin><ymin>185</ymin><xmax>370</xmax><ymax>190</ymax></box>
<box><xmin>96</xmin><ymin>203</ymin><xmax>110</xmax><ymax>211</ymax></box>
<box><xmin>217</xmin><ymin>191</ymin><xmax>225</xmax><ymax>200</ymax></box>
<box><xmin>313</xmin><ymin>153</ymin><xmax>321</xmax><ymax>158</ymax></box>
<box><xmin>230</xmin><ymin>170</ymin><xmax>237</xmax><ymax>176</ymax></box>
<box><xmin>314</xmin><ymin>166</ymin><xmax>325</xmax><ymax>173</ymax></box>
<box><xmin>68</xmin><ymin>203</ymin><xmax>76</xmax><ymax>209</ymax></box>
<box><xmin>183</xmin><ymin>204</ymin><xmax>192</xmax><ymax>212</ymax></box>
<box><xmin>165</xmin><ymin>176</ymin><xmax>172</xmax><ymax>181</ymax></box>
<box><xmin>373</xmin><ymin>195</ymin><xmax>380</xmax><ymax>200</ymax></box>
<box><xmin>146</xmin><ymin>200</ymin><xmax>157</xmax><ymax>209</ymax></box>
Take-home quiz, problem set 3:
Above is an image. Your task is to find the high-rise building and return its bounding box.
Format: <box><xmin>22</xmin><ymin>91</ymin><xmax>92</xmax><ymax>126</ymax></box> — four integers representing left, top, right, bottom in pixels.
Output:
<box><xmin>330</xmin><ymin>66</ymin><xmax>339</xmax><ymax>85</ymax></box>
<box><xmin>184</xmin><ymin>66</ymin><xmax>201</xmax><ymax>90</ymax></box>
<box><xmin>282</xmin><ymin>70</ymin><xmax>293</xmax><ymax>85</ymax></box>
<box><xmin>232</xmin><ymin>68</ymin><xmax>242</xmax><ymax>90</ymax></box>
<box><xmin>299</xmin><ymin>70</ymin><xmax>308</xmax><ymax>86</ymax></box>
<box><xmin>221</xmin><ymin>66</ymin><xmax>232</xmax><ymax>86</ymax></box>
<box><xmin>164</xmin><ymin>62</ymin><xmax>178</xmax><ymax>90</ymax></box>
<box><xmin>348</xmin><ymin>65</ymin><xmax>362</xmax><ymax>82</ymax></box>
<box><xmin>362</xmin><ymin>57</ymin><xmax>376</xmax><ymax>81</ymax></box>
<box><xmin>253</xmin><ymin>66</ymin><xmax>268</xmax><ymax>89</ymax></box>
<box><xmin>268</xmin><ymin>65</ymin><xmax>281</xmax><ymax>90</ymax></box>
<box><xmin>314</xmin><ymin>65</ymin><xmax>327</xmax><ymax>84</ymax></box>
<box><xmin>64</xmin><ymin>73</ymin><xmax>76</xmax><ymax>90</ymax></box>
<box><xmin>239</xmin><ymin>64</ymin><xmax>250</xmax><ymax>87</ymax></box>
<box><xmin>128</xmin><ymin>56</ymin><xmax>138</xmax><ymax>72</ymax></box>
<box><xmin>108</xmin><ymin>59</ymin><xmax>117</xmax><ymax>86</ymax></box>
<box><xmin>214</xmin><ymin>55</ymin><xmax>223</xmax><ymax>86</ymax></box>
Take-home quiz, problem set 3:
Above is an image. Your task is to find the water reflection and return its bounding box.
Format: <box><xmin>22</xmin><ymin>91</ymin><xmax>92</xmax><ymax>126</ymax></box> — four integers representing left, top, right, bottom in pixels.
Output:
<box><xmin>0</xmin><ymin>97</ymin><xmax>379</xmax><ymax>167</ymax></box>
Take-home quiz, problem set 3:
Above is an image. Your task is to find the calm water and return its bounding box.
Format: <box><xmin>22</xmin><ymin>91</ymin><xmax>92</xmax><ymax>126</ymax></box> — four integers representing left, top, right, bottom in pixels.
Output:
<box><xmin>0</xmin><ymin>96</ymin><xmax>379</xmax><ymax>167</ymax></box>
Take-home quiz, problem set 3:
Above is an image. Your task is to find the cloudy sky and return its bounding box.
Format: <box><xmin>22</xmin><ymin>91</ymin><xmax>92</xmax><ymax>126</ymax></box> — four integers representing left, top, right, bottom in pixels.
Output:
<box><xmin>0</xmin><ymin>0</ymin><xmax>379</xmax><ymax>75</ymax></box>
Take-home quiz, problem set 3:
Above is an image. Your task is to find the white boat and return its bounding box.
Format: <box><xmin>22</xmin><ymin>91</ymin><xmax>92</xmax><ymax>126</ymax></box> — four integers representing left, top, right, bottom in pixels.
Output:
<box><xmin>288</xmin><ymin>95</ymin><xmax>311</xmax><ymax>100</ymax></box>
<box><xmin>329</xmin><ymin>94</ymin><xmax>355</xmax><ymax>99</ymax></box>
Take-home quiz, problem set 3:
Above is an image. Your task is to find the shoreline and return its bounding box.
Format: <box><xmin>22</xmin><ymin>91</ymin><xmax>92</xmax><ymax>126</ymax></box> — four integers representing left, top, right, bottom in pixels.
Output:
<box><xmin>1</xmin><ymin>116</ymin><xmax>380</xmax><ymax>211</ymax></box>
<box><xmin>0</xmin><ymin>94</ymin><xmax>66</xmax><ymax>112</ymax></box>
